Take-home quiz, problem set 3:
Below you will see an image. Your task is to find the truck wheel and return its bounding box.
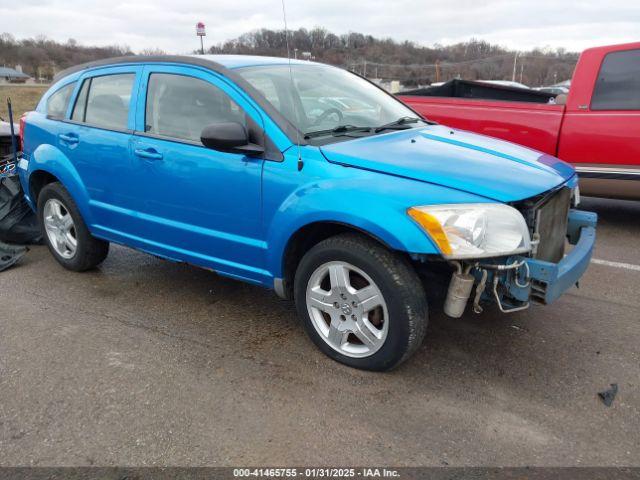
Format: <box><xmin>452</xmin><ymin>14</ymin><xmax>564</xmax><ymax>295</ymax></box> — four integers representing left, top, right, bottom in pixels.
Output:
<box><xmin>37</xmin><ymin>182</ymin><xmax>109</xmax><ymax>271</ymax></box>
<box><xmin>294</xmin><ymin>233</ymin><xmax>428</xmax><ymax>371</ymax></box>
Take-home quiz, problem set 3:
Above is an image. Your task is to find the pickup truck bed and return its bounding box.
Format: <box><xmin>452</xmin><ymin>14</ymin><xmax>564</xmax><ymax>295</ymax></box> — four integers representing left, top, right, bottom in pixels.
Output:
<box><xmin>400</xmin><ymin>42</ymin><xmax>640</xmax><ymax>200</ymax></box>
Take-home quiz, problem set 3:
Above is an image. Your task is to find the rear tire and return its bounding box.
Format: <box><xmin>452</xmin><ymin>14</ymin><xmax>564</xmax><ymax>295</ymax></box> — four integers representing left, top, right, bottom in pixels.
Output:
<box><xmin>294</xmin><ymin>233</ymin><xmax>428</xmax><ymax>371</ymax></box>
<box><xmin>37</xmin><ymin>182</ymin><xmax>109</xmax><ymax>271</ymax></box>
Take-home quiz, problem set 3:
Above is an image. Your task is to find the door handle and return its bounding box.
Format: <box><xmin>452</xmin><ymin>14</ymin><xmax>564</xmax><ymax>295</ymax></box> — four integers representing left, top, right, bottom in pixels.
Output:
<box><xmin>59</xmin><ymin>133</ymin><xmax>79</xmax><ymax>144</ymax></box>
<box><xmin>134</xmin><ymin>148</ymin><xmax>163</xmax><ymax>160</ymax></box>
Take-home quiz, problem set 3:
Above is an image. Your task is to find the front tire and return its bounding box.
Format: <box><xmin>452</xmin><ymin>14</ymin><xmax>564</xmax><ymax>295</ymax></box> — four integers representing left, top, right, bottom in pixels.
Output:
<box><xmin>294</xmin><ymin>233</ymin><xmax>428</xmax><ymax>371</ymax></box>
<box><xmin>38</xmin><ymin>182</ymin><xmax>109</xmax><ymax>271</ymax></box>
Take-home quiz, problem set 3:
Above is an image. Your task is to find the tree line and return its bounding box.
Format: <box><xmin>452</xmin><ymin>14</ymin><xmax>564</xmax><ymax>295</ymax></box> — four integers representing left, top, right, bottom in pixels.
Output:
<box><xmin>209</xmin><ymin>28</ymin><xmax>579</xmax><ymax>86</ymax></box>
<box><xmin>1</xmin><ymin>29</ymin><xmax>579</xmax><ymax>87</ymax></box>
<box><xmin>0</xmin><ymin>33</ymin><xmax>132</xmax><ymax>80</ymax></box>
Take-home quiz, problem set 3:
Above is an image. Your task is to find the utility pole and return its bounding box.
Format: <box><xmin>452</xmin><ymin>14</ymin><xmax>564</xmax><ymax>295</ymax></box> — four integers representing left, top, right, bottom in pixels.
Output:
<box><xmin>363</xmin><ymin>59</ymin><xmax>367</xmax><ymax>77</ymax></box>
<box><xmin>519</xmin><ymin>63</ymin><xmax>524</xmax><ymax>84</ymax></box>
<box><xmin>435</xmin><ymin>60</ymin><xmax>441</xmax><ymax>83</ymax></box>
<box><xmin>512</xmin><ymin>52</ymin><xmax>519</xmax><ymax>82</ymax></box>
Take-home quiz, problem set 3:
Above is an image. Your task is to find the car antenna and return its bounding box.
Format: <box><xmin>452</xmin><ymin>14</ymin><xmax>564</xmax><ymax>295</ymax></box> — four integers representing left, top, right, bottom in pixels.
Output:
<box><xmin>281</xmin><ymin>0</ymin><xmax>304</xmax><ymax>171</ymax></box>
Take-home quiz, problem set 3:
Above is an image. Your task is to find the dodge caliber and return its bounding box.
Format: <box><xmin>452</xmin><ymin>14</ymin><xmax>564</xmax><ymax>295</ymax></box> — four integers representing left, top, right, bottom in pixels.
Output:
<box><xmin>18</xmin><ymin>55</ymin><xmax>597</xmax><ymax>370</ymax></box>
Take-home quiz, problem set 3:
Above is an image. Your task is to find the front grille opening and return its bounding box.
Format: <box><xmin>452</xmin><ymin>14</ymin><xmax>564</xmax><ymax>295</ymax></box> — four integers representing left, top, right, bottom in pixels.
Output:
<box><xmin>513</xmin><ymin>187</ymin><xmax>572</xmax><ymax>263</ymax></box>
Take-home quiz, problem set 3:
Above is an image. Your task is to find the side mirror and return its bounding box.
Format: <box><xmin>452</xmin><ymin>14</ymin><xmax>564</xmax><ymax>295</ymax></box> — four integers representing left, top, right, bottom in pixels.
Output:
<box><xmin>200</xmin><ymin>122</ymin><xmax>264</xmax><ymax>156</ymax></box>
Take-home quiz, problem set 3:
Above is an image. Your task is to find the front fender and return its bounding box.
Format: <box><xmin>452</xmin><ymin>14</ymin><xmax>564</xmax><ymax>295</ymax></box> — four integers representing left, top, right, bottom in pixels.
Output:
<box><xmin>23</xmin><ymin>143</ymin><xmax>94</xmax><ymax>225</ymax></box>
<box><xmin>265</xmin><ymin>180</ymin><xmax>466</xmax><ymax>279</ymax></box>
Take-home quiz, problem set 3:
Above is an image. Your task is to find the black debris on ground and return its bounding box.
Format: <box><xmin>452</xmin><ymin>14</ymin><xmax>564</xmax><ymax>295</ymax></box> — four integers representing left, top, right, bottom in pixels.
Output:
<box><xmin>598</xmin><ymin>383</ymin><xmax>618</xmax><ymax>407</ymax></box>
<box><xmin>0</xmin><ymin>175</ymin><xmax>42</xmax><ymax>245</ymax></box>
<box><xmin>0</xmin><ymin>241</ymin><xmax>27</xmax><ymax>272</ymax></box>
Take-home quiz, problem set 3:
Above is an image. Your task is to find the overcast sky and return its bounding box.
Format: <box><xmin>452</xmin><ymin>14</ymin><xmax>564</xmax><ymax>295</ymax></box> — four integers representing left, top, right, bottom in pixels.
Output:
<box><xmin>4</xmin><ymin>0</ymin><xmax>639</xmax><ymax>53</ymax></box>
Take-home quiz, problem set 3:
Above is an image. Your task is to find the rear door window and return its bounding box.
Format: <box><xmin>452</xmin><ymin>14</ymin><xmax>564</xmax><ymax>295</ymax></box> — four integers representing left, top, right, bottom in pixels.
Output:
<box><xmin>145</xmin><ymin>73</ymin><xmax>246</xmax><ymax>143</ymax></box>
<box><xmin>591</xmin><ymin>49</ymin><xmax>640</xmax><ymax>110</ymax></box>
<box><xmin>46</xmin><ymin>82</ymin><xmax>76</xmax><ymax>119</ymax></box>
<box><xmin>72</xmin><ymin>73</ymin><xmax>135</xmax><ymax>130</ymax></box>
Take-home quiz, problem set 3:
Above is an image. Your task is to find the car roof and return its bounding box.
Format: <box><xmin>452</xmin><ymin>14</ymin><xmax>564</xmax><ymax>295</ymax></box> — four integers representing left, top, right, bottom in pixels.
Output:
<box><xmin>194</xmin><ymin>54</ymin><xmax>318</xmax><ymax>69</ymax></box>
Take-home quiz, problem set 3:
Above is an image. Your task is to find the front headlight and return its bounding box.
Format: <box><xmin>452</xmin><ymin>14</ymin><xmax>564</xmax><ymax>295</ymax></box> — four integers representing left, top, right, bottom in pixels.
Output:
<box><xmin>407</xmin><ymin>203</ymin><xmax>532</xmax><ymax>259</ymax></box>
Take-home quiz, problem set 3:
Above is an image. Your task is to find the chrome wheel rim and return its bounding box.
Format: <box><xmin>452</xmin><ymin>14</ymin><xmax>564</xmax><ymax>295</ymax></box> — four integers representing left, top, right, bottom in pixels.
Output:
<box><xmin>306</xmin><ymin>261</ymin><xmax>389</xmax><ymax>358</ymax></box>
<box><xmin>43</xmin><ymin>198</ymin><xmax>77</xmax><ymax>259</ymax></box>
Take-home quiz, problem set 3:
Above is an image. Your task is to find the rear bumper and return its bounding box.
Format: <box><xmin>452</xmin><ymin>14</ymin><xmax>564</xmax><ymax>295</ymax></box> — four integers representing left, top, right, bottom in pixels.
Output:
<box><xmin>509</xmin><ymin>209</ymin><xmax>597</xmax><ymax>304</ymax></box>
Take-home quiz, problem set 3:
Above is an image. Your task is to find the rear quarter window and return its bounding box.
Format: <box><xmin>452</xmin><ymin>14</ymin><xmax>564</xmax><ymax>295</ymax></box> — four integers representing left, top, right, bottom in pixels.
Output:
<box><xmin>46</xmin><ymin>82</ymin><xmax>76</xmax><ymax>119</ymax></box>
<box><xmin>591</xmin><ymin>49</ymin><xmax>640</xmax><ymax>110</ymax></box>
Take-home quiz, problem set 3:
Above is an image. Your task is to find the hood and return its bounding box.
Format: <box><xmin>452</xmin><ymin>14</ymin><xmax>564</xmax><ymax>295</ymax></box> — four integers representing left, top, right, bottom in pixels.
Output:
<box><xmin>319</xmin><ymin>125</ymin><xmax>574</xmax><ymax>202</ymax></box>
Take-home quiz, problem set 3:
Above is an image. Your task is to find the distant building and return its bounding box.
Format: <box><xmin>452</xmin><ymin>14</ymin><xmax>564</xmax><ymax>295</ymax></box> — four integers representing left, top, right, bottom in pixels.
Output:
<box><xmin>0</xmin><ymin>67</ymin><xmax>30</xmax><ymax>84</ymax></box>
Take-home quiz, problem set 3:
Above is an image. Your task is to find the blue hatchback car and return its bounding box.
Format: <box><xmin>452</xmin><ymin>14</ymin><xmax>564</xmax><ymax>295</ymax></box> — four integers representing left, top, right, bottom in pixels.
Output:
<box><xmin>18</xmin><ymin>55</ymin><xmax>597</xmax><ymax>370</ymax></box>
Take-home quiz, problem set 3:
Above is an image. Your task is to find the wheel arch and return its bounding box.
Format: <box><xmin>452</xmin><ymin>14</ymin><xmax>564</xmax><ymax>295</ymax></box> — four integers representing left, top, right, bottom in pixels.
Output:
<box><xmin>25</xmin><ymin>144</ymin><xmax>94</xmax><ymax>225</ymax></box>
<box><xmin>29</xmin><ymin>170</ymin><xmax>60</xmax><ymax>206</ymax></box>
<box><xmin>276</xmin><ymin>220</ymin><xmax>408</xmax><ymax>300</ymax></box>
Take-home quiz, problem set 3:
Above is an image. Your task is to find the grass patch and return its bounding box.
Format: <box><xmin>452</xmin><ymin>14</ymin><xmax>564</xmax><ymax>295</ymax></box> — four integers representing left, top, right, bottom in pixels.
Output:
<box><xmin>0</xmin><ymin>85</ymin><xmax>48</xmax><ymax>121</ymax></box>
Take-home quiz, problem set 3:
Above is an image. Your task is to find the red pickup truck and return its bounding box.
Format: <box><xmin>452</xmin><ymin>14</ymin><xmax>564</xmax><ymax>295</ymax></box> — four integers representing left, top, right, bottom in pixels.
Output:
<box><xmin>400</xmin><ymin>42</ymin><xmax>640</xmax><ymax>200</ymax></box>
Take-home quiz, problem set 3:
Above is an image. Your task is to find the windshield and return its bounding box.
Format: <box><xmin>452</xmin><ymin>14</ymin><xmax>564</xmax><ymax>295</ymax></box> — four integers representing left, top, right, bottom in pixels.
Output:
<box><xmin>236</xmin><ymin>64</ymin><xmax>421</xmax><ymax>143</ymax></box>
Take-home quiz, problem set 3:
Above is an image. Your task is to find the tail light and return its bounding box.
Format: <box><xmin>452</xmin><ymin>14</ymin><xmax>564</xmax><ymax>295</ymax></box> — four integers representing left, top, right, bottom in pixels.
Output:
<box><xmin>18</xmin><ymin>113</ymin><xmax>27</xmax><ymax>152</ymax></box>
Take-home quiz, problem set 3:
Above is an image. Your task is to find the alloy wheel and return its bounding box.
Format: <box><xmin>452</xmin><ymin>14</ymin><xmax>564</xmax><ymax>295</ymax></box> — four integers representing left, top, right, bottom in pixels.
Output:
<box><xmin>43</xmin><ymin>198</ymin><xmax>78</xmax><ymax>259</ymax></box>
<box><xmin>305</xmin><ymin>261</ymin><xmax>389</xmax><ymax>358</ymax></box>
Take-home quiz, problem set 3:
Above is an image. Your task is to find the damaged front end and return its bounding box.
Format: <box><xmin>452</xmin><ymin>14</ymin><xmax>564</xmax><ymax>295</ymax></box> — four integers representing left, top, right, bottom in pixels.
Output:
<box><xmin>436</xmin><ymin>186</ymin><xmax>597</xmax><ymax>317</ymax></box>
<box><xmin>486</xmin><ymin>209</ymin><xmax>596</xmax><ymax>310</ymax></box>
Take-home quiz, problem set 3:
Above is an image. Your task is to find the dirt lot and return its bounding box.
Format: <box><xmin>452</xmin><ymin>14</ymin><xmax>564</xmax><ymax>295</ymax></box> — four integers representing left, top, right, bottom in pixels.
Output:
<box><xmin>0</xmin><ymin>85</ymin><xmax>48</xmax><ymax>120</ymax></box>
<box><xmin>0</xmin><ymin>196</ymin><xmax>639</xmax><ymax>466</ymax></box>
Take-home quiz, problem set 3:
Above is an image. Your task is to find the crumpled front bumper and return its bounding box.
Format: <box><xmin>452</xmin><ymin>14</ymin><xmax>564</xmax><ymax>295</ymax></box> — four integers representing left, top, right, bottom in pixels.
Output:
<box><xmin>506</xmin><ymin>209</ymin><xmax>597</xmax><ymax>305</ymax></box>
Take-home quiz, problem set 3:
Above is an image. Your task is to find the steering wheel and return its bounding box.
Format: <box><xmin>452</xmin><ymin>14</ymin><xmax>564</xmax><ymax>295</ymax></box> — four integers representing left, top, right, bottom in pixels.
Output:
<box><xmin>313</xmin><ymin>108</ymin><xmax>343</xmax><ymax>126</ymax></box>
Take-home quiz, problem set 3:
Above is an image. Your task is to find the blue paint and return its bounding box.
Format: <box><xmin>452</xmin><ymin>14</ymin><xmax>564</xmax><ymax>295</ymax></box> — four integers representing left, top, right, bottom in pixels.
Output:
<box><xmin>320</xmin><ymin>126</ymin><xmax>575</xmax><ymax>202</ymax></box>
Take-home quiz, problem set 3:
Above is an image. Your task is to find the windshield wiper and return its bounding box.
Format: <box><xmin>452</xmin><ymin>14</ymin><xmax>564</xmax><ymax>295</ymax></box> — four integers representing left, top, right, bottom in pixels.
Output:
<box><xmin>304</xmin><ymin>124</ymin><xmax>372</xmax><ymax>139</ymax></box>
<box><xmin>374</xmin><ymin>116</ymin><xmax>423</xmax><ymax>133</ymax></box>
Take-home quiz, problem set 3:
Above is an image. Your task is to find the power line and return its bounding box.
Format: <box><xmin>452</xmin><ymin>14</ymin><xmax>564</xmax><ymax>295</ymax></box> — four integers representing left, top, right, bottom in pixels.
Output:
<box><xmin>351</xmin><ymin>54</ymin><xmax>512</xmax><ymax>69</ymax></box>
<box><xmin>347</xmin><ymin>53</ymin><xmax>575</xmax><ymax>70</ymax></box>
